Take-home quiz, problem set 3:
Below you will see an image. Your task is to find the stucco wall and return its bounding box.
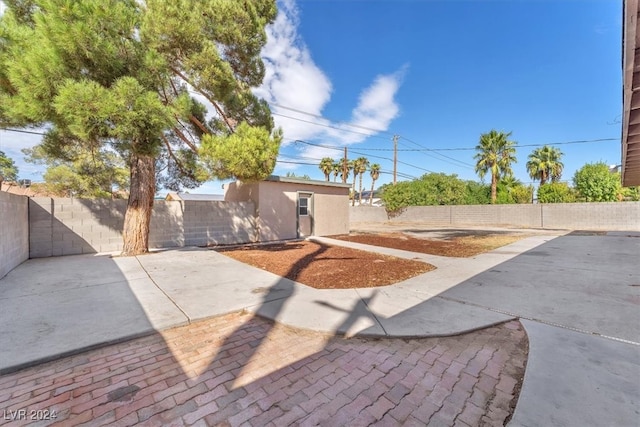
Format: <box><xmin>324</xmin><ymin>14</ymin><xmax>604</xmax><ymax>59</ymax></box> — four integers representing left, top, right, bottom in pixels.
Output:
<box><xmin>350</xmin><ymin>202</ymin><xmax>640</xmax><ymax>231</ymax></box>
<box><xmin>28</xmin><ymin>197</ymin><xmax>256</xmax><ymax>258</ymax></box>
<box><xmin>0</xmin><ymin>192</ymin><xmax>29</xmax><ymax>278</ymax></box>
<box><xmin>257</xmin><ymin>181</ymin><xmax>299</xmax><ymax>241</ymax></box>
<box><xmin>225</xmin><ymin>180</ymin><xmax>350</xmax><ymax>241</ymax></box>
<box><xmin>311</xmin><ymin>188</ymin><xmax>350</xmax><ymax>236</ymax></box>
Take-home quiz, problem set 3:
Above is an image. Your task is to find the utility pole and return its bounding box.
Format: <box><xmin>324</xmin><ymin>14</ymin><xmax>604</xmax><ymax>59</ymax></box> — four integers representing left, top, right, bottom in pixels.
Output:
<box><xmin>342</xmin><ymin>147</ymin><xmax>348</xmax><ymax>184</ymax></box>
<box><xmin>393</xmin><ymin>134</ymin><xmax>398</xmax><ymax>185</ymax></box>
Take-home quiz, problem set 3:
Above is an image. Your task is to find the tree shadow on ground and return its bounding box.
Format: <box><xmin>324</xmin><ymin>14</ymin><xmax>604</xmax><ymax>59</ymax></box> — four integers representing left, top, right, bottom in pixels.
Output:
<box><xmin>404</xmin><ymin>229</ymin><xmax>515</xmax><ymax>239</ymax></box>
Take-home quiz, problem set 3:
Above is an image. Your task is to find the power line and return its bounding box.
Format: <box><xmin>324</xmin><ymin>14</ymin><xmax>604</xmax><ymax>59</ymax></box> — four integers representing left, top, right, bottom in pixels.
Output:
<box><xmin>277</xmin><ymin>160</ymin><xmax>318</xmax><ymax>166</ymax></box>
<box><xmin>292</xmin><ymin>139</ymin><xmax>436</xmax><ymax>174</ymax></box>
<box><xmin>0</xmin><ymin>128</ymin><xmax>47</xmax><ymax>136</ymax></box>
<box><xmin>270</xmin><ymin>103</ymin><xmax>394</xmax><ymax>136</ymax></box>
<box><xmin>398</xmin><ymin>137</ymin><xmax>475</xmax><ymax>168</ymax></box>
<box><xmin>1</xmin><ymin>125</ymin><xmax>619</xmax><ymax>151</ymax></box>
<box><xmin>414</xmin><ymin>137</ymin><xmax>619</xmax><ymax>151</ymax></box>
<box><xmin>267</xmin><ymin>103</ymin><xmax>619</xmax><ymax>153</ymax></box>
<box><xmin>270</xmin><ymin>112</ymin><xmax>390</xmax><ymax>141</ymax></box>
<box><xmin>397</xmin><ymin>139</ymin><xmax>474</xmax><ymax>170</ymax></box>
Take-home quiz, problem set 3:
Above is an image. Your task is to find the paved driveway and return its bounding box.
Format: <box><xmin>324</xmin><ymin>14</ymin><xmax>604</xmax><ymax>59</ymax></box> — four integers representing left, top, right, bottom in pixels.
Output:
<box><xmin>421</xmin><ymin>231</ymin><xmax>640</xmax><ymax>426</ymax></box>
<box><xmin>0</xmin><ymin>228</ymin><xmax>638</xmax><ymax>426</ymax></box>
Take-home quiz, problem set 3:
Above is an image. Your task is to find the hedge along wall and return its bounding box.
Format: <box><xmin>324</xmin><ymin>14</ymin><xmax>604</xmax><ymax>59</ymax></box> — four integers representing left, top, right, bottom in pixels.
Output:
<box><xmin>0</xmin><ymin>192</ymin><xmax>29</xmax><ymax>278</ymax></box>
<box><xmin>28</xmin><ymin>197</ymin><xmax>257</xmax><ymax>258</ymax></box>
<box><xmin>350</xmin><ymin>202</ymin><xmax>640</xmax><ymax>231</ymax></box>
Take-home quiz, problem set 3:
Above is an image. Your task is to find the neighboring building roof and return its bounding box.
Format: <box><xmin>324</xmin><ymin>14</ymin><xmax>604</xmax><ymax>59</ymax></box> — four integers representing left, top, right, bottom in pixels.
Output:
<box><xmin>166</xmin><ymin>192</ymin><xmax>225</xmax><ymax>201</ymax></box>
<box><xmin>356</xmin><ymin>190</ymin><xmax>382</xmax><ymax>199</ymax></box>
<box><xmin>1</xmin><ymin>182</ymin><xmax>47</xmax><ymax>197</ymax></box>
<box><xmin>622</xmin><ymin>0</ymin><xmax>640</xmax><ymax>186</ymax></box>
<box><xmin>263</xmin><ymin>175</ymin><xmax>353</xmax><ymax>188</ymax></box>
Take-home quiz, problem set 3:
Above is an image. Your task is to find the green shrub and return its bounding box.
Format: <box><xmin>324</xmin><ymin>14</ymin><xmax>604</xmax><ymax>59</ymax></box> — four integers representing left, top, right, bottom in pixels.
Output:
<box><xmin>537</xmin><ymin>182</ymin><xmax>576</xmax><ymax>203</ymax></box>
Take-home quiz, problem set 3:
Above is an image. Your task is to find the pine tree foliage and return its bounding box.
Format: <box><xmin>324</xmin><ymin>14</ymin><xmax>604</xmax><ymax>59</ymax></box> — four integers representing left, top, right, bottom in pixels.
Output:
<box><xmin>0</xmin><ymin>0</ymin><xmax>281</xmax><ymax>254</ymax></box>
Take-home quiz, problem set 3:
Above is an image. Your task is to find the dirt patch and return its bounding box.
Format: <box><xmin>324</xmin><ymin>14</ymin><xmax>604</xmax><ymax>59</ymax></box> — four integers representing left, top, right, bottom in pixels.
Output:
<box><xmin>332</xmin><ymin>232</ymin><xmax>528</xmax><ymax>257</ymax></box>
<box><xmin>216</xmin><ymin>240</ymin><xmax>434</xmax><ymax>289</ymax></box>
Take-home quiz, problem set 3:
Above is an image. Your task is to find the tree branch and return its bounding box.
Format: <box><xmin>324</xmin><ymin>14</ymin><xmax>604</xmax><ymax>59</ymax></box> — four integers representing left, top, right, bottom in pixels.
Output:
<box><xmin>170</xmin><ymin>126</ymin><xmax>198</xmax><ymax>152</ymax></box>
<box><xmin>162</xmin><ymin>135</ymin><xmax>194</xmax><ymax>178</ymax></box>
<box><xmin>169</xmin><ymin>66</ymin><xmax>234</xmax><ymax>134</ymax></box>
<box><xmin>188</xmin><ymin>114</ymin><xmax>209</xmax><ymax>134</ymax></box>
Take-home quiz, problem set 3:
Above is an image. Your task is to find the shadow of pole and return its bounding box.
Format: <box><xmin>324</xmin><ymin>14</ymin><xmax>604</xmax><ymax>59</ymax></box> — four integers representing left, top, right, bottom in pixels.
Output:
<box><xmin>314</xmin><ymin>291</ymin><xmax>389</xmax><ymax>337</ymax></box>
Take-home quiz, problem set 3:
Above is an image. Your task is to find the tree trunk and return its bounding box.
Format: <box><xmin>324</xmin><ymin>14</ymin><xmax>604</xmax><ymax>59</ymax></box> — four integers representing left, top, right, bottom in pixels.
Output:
<box><xmin>491</xmin><ymin>173</ymin><xmax>497</xmax><ymax>204</ymax></box>
<box><xmin>352</xmin><ymin>174</ymin><xmax>357</xmax><ymax>206</ymax></box>
<box><xmin>369</xmin><ymin>179</ymin><xmax>375</xmax><ymax>205</ymax></box>
<box><xmin>358</xmin><ymin>174</ymin><xmax>364</xmax><ymax>205</ymax></box>
<box><xmin>122</xmin><ymin>153</ymin><xmax>156</xmax><ymax>256</ymax></box>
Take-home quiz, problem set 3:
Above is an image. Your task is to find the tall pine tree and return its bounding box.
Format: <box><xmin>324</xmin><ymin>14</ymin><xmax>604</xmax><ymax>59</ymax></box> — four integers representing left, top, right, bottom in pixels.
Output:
<box><xmin>0</xmin><ymin>0</ymin><xmax>281</xmax><ymax>255</ymax></box>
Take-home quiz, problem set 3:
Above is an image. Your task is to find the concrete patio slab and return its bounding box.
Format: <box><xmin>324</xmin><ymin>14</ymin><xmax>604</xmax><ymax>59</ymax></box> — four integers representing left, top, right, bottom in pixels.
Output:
<box><xmin>251</xmin><ymin>286</ymin><xmax>386</xmax><ymax>337</ymax></box>
<box><xmin>1</xmin><ymin>228</ymin><xmax>637</xmax><ymax>426</ymax></box>
<box><xmin>440</xmin><ymin>235</ymin><xmax>640</xmax><ymax>343</ymax></box>
<box><xmin>359</xmin><ymin>288</ymin><xmax>514</xmax><ymax>337</ymax></box>
<box><xmin>0</xmin><ymin>265</ymin><xmax>187</xmax><ymax>373</ymax></box>
<box><xmin>510</xmin><ymin>320</ymin><xmax>640</xmax><ymax>427</ymax></box>
<box><xmin>136</xmin><ymin>249</ymin><xmax>295</xmax><ymax>322</ymax></box>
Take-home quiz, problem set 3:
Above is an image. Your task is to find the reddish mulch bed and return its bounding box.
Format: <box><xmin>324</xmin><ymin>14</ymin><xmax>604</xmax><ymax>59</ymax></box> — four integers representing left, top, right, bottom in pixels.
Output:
<box><xmin>331</xmin><ymin>232</ymin><xmax>528</xmax><ymax>257</ymax></box>
<box><xmin>216</xmin><ymin>240</ymin><xmax>435</xmax><ymax>289</ymax></box>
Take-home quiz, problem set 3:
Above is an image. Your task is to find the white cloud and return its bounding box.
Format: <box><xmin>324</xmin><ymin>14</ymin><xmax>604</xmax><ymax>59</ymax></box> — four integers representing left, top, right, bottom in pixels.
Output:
<box><xmin>256</xmin><ymin>0</ymin><xmax>406</xmax><ymax>168</ymax></box>
<box><xmin>255</xmin><ymin>0</ymin><xmax>332</xmax><ymax>142</ymax></box>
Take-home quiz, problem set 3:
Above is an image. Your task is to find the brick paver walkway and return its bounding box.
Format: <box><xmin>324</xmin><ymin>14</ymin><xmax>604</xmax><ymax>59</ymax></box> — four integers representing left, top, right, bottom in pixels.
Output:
<box><xmin>0</xmin><ymin>312</ymin><xmax>527</xmax><ymax>426</ymax></box>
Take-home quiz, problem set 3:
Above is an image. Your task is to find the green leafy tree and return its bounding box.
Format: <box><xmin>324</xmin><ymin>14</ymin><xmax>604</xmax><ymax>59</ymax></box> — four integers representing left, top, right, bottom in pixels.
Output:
<box><xmin>381</xmin><ymin>173</ymin><xmax>468</xmax><ymax>212</ymax></box>
<box><xmin>0</xmin><ymin>150</ymin><xmax>19</xmax><ymax>186</ymax></box>
<box><xmin>495</xmin><ymin>176</ymin><xmax>532</xmax><ymax>204</ymax></box>
<box><xmin>0</xmin><ymin>0</ymin><xmax>281</xmax><ymax>255</ymax></box>
<box><xmin>284</xmin><ymin>172</ymin><xmax>311</xmax><ymax>180</ymax></box>
<box><xmin>463</xmin><ymin>181</ymin><xmax>491</xmax><ymax>205</ymax></box>
<box><xmin>474</xmin><ymin>130</ymin><xmax>518</xmax><ymax>204</ymax></box>
<box><xmin>573</xmin><ymin>162</ymin><xmax>621</xmax><ymax>202</ymax></box>
<box><xmin>526</xmin><ymin>145</ymin><xmax>564</xmax><ymax>185</ymax></box>
<box><xmin>510</xmin><ymin>185</ymin><xmax>534</xmax><ymax>204</ymax></box>
<box><xmin>369</xmin><ymin>163</ymin><xmax>381</xmax><ymax>205</ymax></box>
<box><xmin>318</xmin><ymin>157</ymin><xmax>334</xmax><ymax>182</ymax></box>
<box><xmin>23</xmin><ymin>145</ymin><xmax>129</xmax><ymax>198</ymax></box>
<box><xmin>355</xmin><ymin>156</ymin><xmax>369</xmax><ymax>205</ymax></box>
<box><xmin>537</xmin><ymin>182</ymin><xmax>576</xmax><ymax>203</ymax></box>
<box><xmin>620</xmin><ymin>186</ymin><xmax>640</xmax><ymax>201</ymax></box>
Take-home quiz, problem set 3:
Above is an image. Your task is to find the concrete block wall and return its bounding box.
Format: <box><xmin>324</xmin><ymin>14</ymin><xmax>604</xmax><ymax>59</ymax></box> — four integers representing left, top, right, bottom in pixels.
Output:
<box><xmin>28</xmin><ymin>198</ymin><xmax>257</xmax><ymax>258</ymax></box>
<box><xmin>0</xmin><ymin>192</ymin><xmax>29</xmax><ymax>278</ymax></box>
<box><xmin>348</xmin><ymin>206</ymin><xmax>389</xmax><ymax>222</ymax></box>
<box><xmin>29</xmin><ymin>198</ymin><xmax>126</xmax><ymax>257</ymax></box>
<box><xmin>451</xmin><ymin>205</ymin><xmax>542</xmax><ymax>228</ymax></box>
<box><xmin>182</xmin><ymin>201</ymin><xmax>256</xmax><ymax>246</ymax></box>
<box><xmin>149</xmin><ymin>201</ymin><xmax>184</xmax><ymax>249</ymax></box>
<box><xmin>542</xmin><ymin>202</ymin><xmax>640</xmax><ymax>230</ymax></box>
<box><xmin>398</xmin><ymin>206</ymin><xmax>451</xmax><ymax>224</ymax></box>
<box><xmin>350</xmin><ymin>202</ymin><xmax>640</xmax><ymax>230</ymax></box>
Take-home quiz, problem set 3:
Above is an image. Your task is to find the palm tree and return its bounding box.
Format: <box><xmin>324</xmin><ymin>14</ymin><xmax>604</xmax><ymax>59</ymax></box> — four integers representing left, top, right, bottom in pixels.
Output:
<box><xmin>474</xmin><ymin>130</ymin><xmax>518</xmax><ymax>204</ymax></box>
<box><xmin>351</xmin><ymin>159</ymin><xmax>363</xmax><ymax>206</ymax></box>
<box><xmin>318</xmin><ymin>157</ymin><xmax>334</xmax><ymax>181</ymax></box>
<box><xmin>369</xmin><ymin>163</ymin><xmax>381</xmax><ymax>205</ymax></box>
<box><xmin>355</xmin><ymin>156</ymin><xmax>369</xmax><ymax>205</ymax></box>
<box><xmin>340</xmin><ymin>157</ymin><xmax>351</xmax><ymax>184</ymax></box>
<box><xmin>332</xmin><ymin>162</ymin><xmax>341</xmax><ymax>182</ymax></box>
<box><xmin>526</xmin><ymin>145</ymin><xmax>564</xmax><ymax>185</ymax></box>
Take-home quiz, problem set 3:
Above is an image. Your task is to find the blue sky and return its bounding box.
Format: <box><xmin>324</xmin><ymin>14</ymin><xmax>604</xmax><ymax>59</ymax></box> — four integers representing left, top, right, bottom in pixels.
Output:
<box><xmin>0</xmin><ymin>0</ymin><xmax>624</xmax><ymax>194</ymax></box>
